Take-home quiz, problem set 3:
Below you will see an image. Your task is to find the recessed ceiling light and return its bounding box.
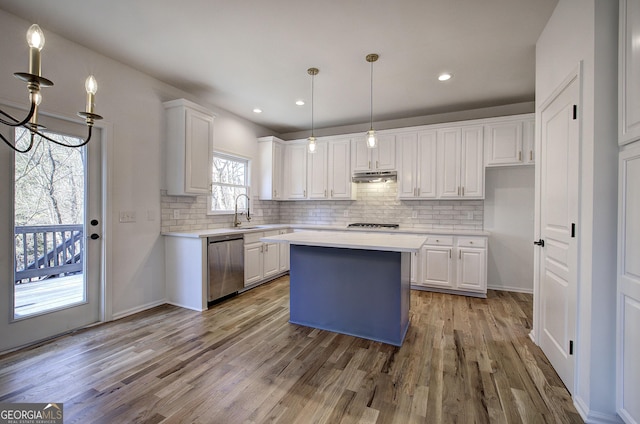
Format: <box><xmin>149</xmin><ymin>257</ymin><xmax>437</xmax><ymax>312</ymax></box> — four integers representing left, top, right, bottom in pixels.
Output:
<box><xmin>253</xmin><ymin>108</ymin><xmax>263</xmax><ymax>113</ymax></box>
<box><xmin>438</xmin><ymin>73</ymin><xmax>452</xmax><ymax>81</ymax></box>
<box><xmin>296</xmin><ymin>100</ymin><xmax>305</xmax><ymax>106</ymax></box>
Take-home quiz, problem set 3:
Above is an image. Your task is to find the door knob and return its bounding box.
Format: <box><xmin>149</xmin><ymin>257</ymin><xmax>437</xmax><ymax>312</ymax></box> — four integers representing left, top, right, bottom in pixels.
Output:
<box><xmin>90</xmin><ymin>233</ymin><xmax>100</xmax><ymax>240</ymax></box>
<box><xmin>533</xmin><ymin>239</ymin><xmax>545</xmax><ymax>247</ymax></box>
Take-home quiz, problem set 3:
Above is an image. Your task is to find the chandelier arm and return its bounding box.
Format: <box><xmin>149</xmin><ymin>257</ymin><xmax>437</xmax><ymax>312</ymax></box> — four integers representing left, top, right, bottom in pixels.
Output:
<box><xmin>31</xmin><ymin>125</ymin><xmax>93</xmax><ymax>148</ymax></box>
<box><xmin>0</xmin><ymin>130</ymin><xmax>34</xmax><ymax>153</ymax></box>
<box><xmin>0</xmin><ymin>102</ymin><xmax>36</xmax><ymax>127</ymax></box>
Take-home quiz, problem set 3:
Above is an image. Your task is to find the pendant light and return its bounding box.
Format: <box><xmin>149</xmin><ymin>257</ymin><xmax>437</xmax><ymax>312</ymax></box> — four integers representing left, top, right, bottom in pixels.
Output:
<box><xmin>307</xmin><ymin>67</ymin><xmax>319</xmax><ymax>154</ymax></box>
<box><xmin>365</xmin><ymin>53</ymin><xmax>379</xmax><ymax>149</ymax></box>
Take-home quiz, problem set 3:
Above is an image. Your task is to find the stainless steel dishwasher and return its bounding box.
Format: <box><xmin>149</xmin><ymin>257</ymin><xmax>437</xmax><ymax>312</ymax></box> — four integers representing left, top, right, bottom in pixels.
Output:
<box><xmin>207</xmin><ymin>234</ymin><xmax>244</xmax><ymax>302</ymax></box>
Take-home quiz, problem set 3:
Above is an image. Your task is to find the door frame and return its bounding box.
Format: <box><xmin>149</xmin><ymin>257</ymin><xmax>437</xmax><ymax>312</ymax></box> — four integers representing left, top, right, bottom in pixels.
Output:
<box><xmin>533</xmin><ymin>63</ymin><xmax>582</xmax><ymax>393</ymax></box>
<box><xmin>0</xmin><ymin>97</ymin><xmax>113</xmax><ymax>352</ymax></box>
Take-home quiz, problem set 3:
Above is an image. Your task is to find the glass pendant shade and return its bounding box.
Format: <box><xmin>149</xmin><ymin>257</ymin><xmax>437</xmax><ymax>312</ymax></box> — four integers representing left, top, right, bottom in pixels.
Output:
<box><xmin>308</xmin><ymin>136</ymin><xmax>317</xmax><ymax>153</ymax></box>
<box><xmin>366</xmin><ymin>129</ymin><xmax>377</xmax><ymax>148</ymax></box>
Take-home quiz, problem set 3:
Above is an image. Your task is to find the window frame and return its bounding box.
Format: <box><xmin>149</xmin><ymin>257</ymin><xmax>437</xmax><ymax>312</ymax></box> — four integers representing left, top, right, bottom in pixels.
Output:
<box><xmin>208</xmin><ymin>151</ymin><xmax>251</xmax><ymax>215</ymax></box>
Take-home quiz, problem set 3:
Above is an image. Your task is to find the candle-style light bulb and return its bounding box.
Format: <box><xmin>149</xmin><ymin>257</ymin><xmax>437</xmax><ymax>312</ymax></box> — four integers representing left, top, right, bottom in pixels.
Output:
<box><xmin>308</xmin><ymin>136</ymin><xmax>317</xmax><ymax>154</ymax></box>
<box><xmin>26</xmin><ymin>24</ymin><xmax>45</xmax><ymax>76</ymax></box>
<box><xmin>85</xmin><ymin>75</ymin><xmax>97</xmax><ymax>113</ymax></box>
<box><xmin>366</xmin><ymin>129</ymin><xmax>377</xmax><ymax>148</ymax></box>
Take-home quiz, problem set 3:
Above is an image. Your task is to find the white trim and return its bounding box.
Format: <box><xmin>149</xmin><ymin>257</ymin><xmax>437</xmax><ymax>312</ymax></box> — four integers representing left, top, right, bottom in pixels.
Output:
<box><xmin>111</xmin><ymin>300</ymin><xmax>168</xmax><ymax>321</ymax></box>
<box><xmin>574</xmin><ymin>395</ymin><xmax>624</xmax><ymax>424</ymax></box>
<box><xmin>98</xmin><ymin>119</ymin><xmax>114</xmax><ymax>323</ymax></box>
<box><xmin>164</xmin><ymin>301</ymin><xmax>206</xmax><ymax>313</ymax></box>
<box><xmin>486</xmin><ymin>284</ymin><xmax>533</xmax><ymax>294</ymax></box>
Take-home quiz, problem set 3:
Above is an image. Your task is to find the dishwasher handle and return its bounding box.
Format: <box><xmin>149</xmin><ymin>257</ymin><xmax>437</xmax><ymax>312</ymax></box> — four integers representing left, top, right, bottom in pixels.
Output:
<box><xmin>208</xmin><ymin>234</ymin><xmax>244</xmax><ymax>243</ymax></box>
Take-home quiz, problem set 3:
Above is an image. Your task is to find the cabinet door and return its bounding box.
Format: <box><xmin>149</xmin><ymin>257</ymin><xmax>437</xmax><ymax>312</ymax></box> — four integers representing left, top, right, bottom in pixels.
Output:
<box><xmin>184</xmin><ymin>108</ymin><xmax>214</xmax><ymax>194</ymax></box>
<box><xmin>244</xmin><ymin>243</ymin><xmax>263</xmax><ymax>286</ymax></box>
<box><xmin>485</xmin><ymin>121</ymin><xmax>523</xmax><ymax>166</ymax></box>
<box><xmin>617</xmin><ymin>144</ymin><xmax>640</xmax><ymax>423</ymax></box>
<box><xmin>460</xmin><ymin>126</ymin><xmax>484</xmax><ymax>198</ymax></box>
<box><xmin>273</xmin><ymin>142</ymin><xmax>284</xmax><ymax>199</ymax></box>
<box><xmin>328</xmin><ymin>139</ymin><xmax>352</xmax><ymax>199</ymax></box>
<box><xmin>284</xmin><ymin>143</ymin><xmax>308</xmax><ymax>199</ymax></box>
<box><xmin>620</xmin><ymin>0</ymin><xmax>640</xmax><ymax>145</ymax></box>
<box><xmin>523</xmin><ymin>119</ymin><xmax>535</xmax><ymax>164</ymax></box>
<box><xmin>417</xmin><ymin>131</ymin><xmax>437</xmax><ymax>198</ymax></box>
<box><xmin>411</xmin><ymin>250</ymin><xmax>419</xmax><ymax>283</ymax></box>
<box><xmin>263</xmin><ymin>242</ymin><xmax>280</xmax><ymax>278</ymax></box>
<box><xmin>397</xmin><ymin>133</ymin><xmax>418</xmax><ymax>199</ymax></box>
<box><xmin>419</xmin><ymin>245</ymin><xmax>453</xmax><ymax>289</ymax></box>
<box><xmin>278</xmin><ymin>230</ymin><xmax>290</xmax><ymax>272</ymax></box>
<box><xmin>351</xmin><ymin>137</ymin><xmax>371</xmax><ymax>171</ymax></box>
<box><xmin>374</xmin><ymin>134</ymin><xmax>396</xmax><ymax>170</ymax></box>
<box><xmin>456</xmin><ymin>248</ymin><xmax>486</xmax><ymax>292</ymax></box>
<box><xmin>308</xmin><ymin>142</ymin><xmax>328</xmax><ymax>199</ymax></box>
<box><xmin>437</xmin><ymin>128</ymin><xmax>461</xmax><ymax>198</ymax></box>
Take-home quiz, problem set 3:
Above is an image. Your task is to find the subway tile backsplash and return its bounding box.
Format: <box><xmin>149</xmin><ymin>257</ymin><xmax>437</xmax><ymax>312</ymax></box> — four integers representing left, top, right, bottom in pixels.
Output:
<box><xmin>161</xmin><ymin>182</ymin><xmax>483</xmax><ymax>233</ymax></box>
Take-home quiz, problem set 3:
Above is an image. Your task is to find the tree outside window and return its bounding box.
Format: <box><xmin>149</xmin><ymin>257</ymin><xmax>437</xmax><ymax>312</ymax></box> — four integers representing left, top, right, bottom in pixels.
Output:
<box><xmin>210</xmin><ymin>153</ymin><xmax>249</xmax><ymax>213</ymax></box>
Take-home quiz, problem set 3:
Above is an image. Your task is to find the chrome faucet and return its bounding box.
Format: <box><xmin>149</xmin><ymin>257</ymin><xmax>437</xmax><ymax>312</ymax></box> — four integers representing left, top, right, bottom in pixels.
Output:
<box><xmin>233</xmin><ymin>193</ymin><xmax>251</xmax><ymax>227</ymax></box>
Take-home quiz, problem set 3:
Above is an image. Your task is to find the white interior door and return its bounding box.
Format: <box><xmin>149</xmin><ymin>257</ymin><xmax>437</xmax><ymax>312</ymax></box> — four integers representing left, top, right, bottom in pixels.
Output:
<box><xmin>2</xmin><ymin>108</ymin><xmax>103</xmax><ymax>351</ymax></box>
<box><xmin>537</xmin><ymin>73</ymin><xmax>580</xmax><ymax>392</ymax></box>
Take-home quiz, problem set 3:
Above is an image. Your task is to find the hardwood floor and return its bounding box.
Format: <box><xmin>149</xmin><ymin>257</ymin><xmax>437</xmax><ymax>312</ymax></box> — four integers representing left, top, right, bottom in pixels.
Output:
<box><xmin>0</xmin><ymin>276</ymin><xmax>583</xmax><ymax>423</ymax></box>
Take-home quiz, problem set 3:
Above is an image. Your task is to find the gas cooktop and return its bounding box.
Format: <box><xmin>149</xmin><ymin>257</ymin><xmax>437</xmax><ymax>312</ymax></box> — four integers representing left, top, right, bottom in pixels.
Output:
<box><xmin>347</xmin><ymin>223</ymin><xmax>400</xmax><ymax>229</ymax></box>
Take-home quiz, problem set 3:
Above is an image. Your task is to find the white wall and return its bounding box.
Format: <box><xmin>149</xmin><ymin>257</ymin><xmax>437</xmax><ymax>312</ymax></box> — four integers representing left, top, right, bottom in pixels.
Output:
<box><xmin>0</xmin><ymin>9</ymin><xmax>270</xmax><ymax>351</ymax></box>
<box><xmin>536</xmin><ymin>0</ymin><xmax>619</xmax><ymax>421</ymax></box>
<box><xmin>484</xmin><ymin>167</ymin><xmax>535</xmax><ymax>293</ymax></box>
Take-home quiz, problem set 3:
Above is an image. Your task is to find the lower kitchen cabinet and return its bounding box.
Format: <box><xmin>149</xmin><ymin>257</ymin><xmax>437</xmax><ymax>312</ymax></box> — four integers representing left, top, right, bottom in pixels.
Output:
<box><xmin>278</xmin><ymin>229</ymin><xmax>291</xmax><ymax>272</ymax></box>
<box><xmin>244</xmin><ymin>230</ymin><xmax>287</xmax><ymax>287</ymax></box>
<box><xmin>414</xmin><ymin>235</ymin><xmax>487</xmax><ymax>296</ymax></box>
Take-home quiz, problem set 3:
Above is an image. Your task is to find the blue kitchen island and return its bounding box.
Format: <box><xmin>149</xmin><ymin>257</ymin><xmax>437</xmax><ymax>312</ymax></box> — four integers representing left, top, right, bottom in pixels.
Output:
<box><xmin>261</xmin><ymin>231</ymin><xmax>426</xmax><ymax>346</ymax></box>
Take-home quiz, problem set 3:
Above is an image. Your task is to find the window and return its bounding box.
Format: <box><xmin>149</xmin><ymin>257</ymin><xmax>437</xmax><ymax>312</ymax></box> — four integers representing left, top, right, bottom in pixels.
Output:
<box><xmin>210</xmin><ymin>153</ymin><xmax>249</xmax><ymax>213</ymax></box>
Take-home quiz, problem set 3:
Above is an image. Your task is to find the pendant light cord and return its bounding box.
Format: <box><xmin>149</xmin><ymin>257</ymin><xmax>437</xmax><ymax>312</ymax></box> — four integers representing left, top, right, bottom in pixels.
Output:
<box><xmin>311</xmin><ymin>71</ymin><xmax>315</xmax><ymax>138</ymax></box>
<box><xmin>370</xmin><ymin>59</ymin><xmax>374</xmax><ymax>131</ymax></box>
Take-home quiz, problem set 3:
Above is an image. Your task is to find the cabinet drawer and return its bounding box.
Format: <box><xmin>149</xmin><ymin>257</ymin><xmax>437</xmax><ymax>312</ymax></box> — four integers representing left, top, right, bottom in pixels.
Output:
<box><xmin>243</xmin><ymin>231</ymin><xmax>264</xmax><ymax>244</ymax></box>
<box><xmin>264</xmin><ymin>230</ymin><xmax>279</xmax><ymax>237</ymax></box>
<box><xmin>457</xmin><ymin>237</ymin><xmax>486</xmax><ymax>248</ymax></box>
<box><xmin>424</xmin><ymin>236</ymin><xmax>453</xmax><ymax>246</ymax></box>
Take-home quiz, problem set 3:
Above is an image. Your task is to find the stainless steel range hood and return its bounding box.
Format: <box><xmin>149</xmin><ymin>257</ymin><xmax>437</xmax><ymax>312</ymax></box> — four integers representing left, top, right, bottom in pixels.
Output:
<box><xmin>351</xmin><ymin>170</ymin><xmax>397</xmax><ymax>183</ymax></box>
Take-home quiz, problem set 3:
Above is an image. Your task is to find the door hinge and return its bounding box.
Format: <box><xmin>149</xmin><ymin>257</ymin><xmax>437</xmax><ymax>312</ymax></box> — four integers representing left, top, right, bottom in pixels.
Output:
<box><xmin>569</xmin><ymin>340</ymin><xmax>574</xmax><ymax>355</ymax></box>
<box><xmin>571</xmin><ymin>223</ymin><xmax>575</xmax><ymax>238</ymax></box>
<box><xmin>572</xmin><ymin>105</ymin><xmax>577</xmax><ymax>120</ymax></box>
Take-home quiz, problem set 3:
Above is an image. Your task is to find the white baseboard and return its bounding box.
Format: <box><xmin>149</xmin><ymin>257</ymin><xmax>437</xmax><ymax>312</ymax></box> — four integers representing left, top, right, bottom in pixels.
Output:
<box><xmin>487</xmin><ymin>284</ymin><xmax>534</xmax><ymax>294</ymax></box>
<box><xmin>164</xmin><ymin>301</ymin><xmax>206</xmax><ymax>312</ymax></box>
<box><xmin>111</xmin><ymin>299</ymin><xmax>168</xmax><ymax>320</ymax></box>
<box><xmin>574</xmin><ymin>396</ymin><xmax>623</xmax><ymax>424</ymax></box>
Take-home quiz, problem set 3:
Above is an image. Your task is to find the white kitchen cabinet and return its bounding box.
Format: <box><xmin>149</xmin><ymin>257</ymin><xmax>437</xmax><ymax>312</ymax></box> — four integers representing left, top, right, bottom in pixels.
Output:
<box><xmin>307</xmin><ymin>141</ymin><xmax>328</xmax><ymax>199</ymax></box>
<box><xmin>278</xmin><ymin>229</ymin><xmax>291</xmax><ymax>272</ymax></box>
<box><xmin>484</xmin><ymin>116</ymin><xmax>535</xmax><ymax>167</ymax></box>
<box><xmin>258</xmin><ymin>136</ymin><xmax>285</xmax><ymax>200</ymax></box>
<box><xmin>244</xmin><ymin>230</ymin><xmax>282</xmax><ymax>287</ymax></box>
<box><xmin>164</xmin><ymin>99</ymin><xmax>215</xmax><ymax>196</ymax></box>
<box><xmin>284</xmin><ymin>142</ymin><xmax>308</xmax><ymax>199</ymax></box>
<box><xmin>397</xmin><ymin>131</ymin><xmax>437</xmax><ymax>199</ymax></box>
<box><xmin>617</xmin><ymin>142</ymin><xmax>640</xmax><ymax>424</ymax></box>
<box><xmin>351</xmin><ymin>134</ymin><xmax>396</xmax><ymax>171</ymax></box>
<box><xmin>620</xmin><ymin>0</ymin><xmax>640</xmax><ymax>146</ymax></box>
<box><xmin>327</xmin><ymin>138</ymin><xmax>354</xmax><ymax>199</ymax></box>
<box><xmin>416</xmin><ymin>235</ymin><xmax>487</xmax><ymax>296</ymax></box>
<box><xmin>437</xmin><ymin>126</ymin><xmax>484</xmax><ymax>199</ymax></box>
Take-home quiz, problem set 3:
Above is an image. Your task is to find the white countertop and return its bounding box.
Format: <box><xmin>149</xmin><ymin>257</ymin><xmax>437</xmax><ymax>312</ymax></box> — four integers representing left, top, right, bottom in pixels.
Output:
<box><xmin>162</xmin><ymin>224</ymin><xmax>489</xmax><ymax>239</ymax></box>
<box><xmin>261</xmin><ymin>230</ymin><xmax>427</xmax><ymax>253</ymax></box>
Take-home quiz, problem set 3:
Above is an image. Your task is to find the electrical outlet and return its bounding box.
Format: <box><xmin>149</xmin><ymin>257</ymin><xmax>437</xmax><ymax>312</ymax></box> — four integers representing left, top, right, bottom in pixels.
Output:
<box><xmin>119</xmin><ymin>211</ymin><xmax>136</xmax><ymax>223</ymax></box>
<box><xmin>343</xmin><ymin>210</ymin><xmax>349</xmax><ymax>217</ymax></box>
<box><xmin>411</xmin><ymin>210</ymin><xmax>418</xmax><ymax>219</ymax></box>
<box><xmin>173</xmin><ymin>209</ymin><xmax>180</xmax><ymax>220</ymax></box>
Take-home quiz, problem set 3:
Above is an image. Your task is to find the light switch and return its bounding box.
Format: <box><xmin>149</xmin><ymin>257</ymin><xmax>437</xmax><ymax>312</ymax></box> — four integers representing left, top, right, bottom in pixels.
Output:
<box><xmin>119</xmin><ymin>211</ymin><xmax>136</xmax><ymax>223</ymax></box>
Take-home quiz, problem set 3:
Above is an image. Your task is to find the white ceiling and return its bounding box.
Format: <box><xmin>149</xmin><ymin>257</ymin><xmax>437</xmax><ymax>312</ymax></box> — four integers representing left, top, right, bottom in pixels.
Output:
<box><xmin>0</xmin><ymin>0</ymin><xmax>557</xmax><ymax>134</ymax></box>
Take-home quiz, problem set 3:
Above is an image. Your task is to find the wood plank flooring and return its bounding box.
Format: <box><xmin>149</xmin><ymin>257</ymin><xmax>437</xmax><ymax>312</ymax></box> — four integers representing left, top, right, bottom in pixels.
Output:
<box><xmin>0</xmin><ymin>276</ymin><xmax>583</xmax><ymax>423</ymax></box>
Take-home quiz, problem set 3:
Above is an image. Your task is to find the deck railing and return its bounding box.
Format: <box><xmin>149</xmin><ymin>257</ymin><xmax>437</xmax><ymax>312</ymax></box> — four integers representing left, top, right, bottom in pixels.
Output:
<box><xmin>14</xmin><ymin>224</ymin><xmax>84</xmax><ymax>284</ymax></box>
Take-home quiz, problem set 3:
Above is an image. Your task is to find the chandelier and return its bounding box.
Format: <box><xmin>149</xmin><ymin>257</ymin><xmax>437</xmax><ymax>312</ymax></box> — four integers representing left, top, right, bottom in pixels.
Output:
<box><xmin>0</xmin><ymin>24</ymin><xmax>103</xmax><ymax>153</ymax></box>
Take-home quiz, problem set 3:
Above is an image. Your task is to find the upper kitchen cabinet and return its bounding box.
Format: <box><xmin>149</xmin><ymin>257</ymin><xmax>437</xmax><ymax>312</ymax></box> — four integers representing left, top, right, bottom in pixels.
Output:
<box><xmin>620</xmin><ymin>0</ymin><xmax>640</xmax><ymax>145</ymax></box>
<box><xmin>352</xmin><ymin>134</ymin><xmax>396</xmax><ymax>171</ymax></box>
<box><xmin>283</xmin><ymin>142</ymin><xmax>308</xmax><ymax>199</ymax></box>
<box><xmin>484</xmin><ymin>115</ymin><xmax>535</xmax><ymax>166</ymax></box>
<box><xmin>164</xmin><ymin>99</ymin><xmax>215</xmax><ymax>196</ymax></box>
<box><xmin>307</xmin><ymin>141</ymin><xmax>329</xmax><ymax>199</ymax></box>
<box><xmin>258</xmin><ymin>136</ymin><xmax>285</xmax><ymax>200</ymax></box>
<box><xmin>327</xmin><ymin>138</ymin><xmax>355</xmax><ymax>199</ymax></box>
<box><xmin>397</xmin><ymin>131</ymin><xmax>437</xmax><ymax>199</ymax></box>
<box><xmin>437</xmin><ymin>126</ymin><xmax>484</xmax><ymax>199</ymax></box>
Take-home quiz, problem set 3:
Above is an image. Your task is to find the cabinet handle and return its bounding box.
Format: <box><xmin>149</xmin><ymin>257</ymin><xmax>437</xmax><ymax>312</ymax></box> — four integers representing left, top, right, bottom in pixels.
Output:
<box><xmin>324</xmin><ymin>189</ymin><xmax>327</xmax><ymax>197</ymax></box>
<box><xmin>265</xmin><ymin>244</ymin><xmax>268</xmax><ymax>252</ymax></box>
<box><xmin>376</xmin><ymin>160</ymin><xmax>379</xmax><ymax>169</ymax></box>
<box><xmin>462</xmin><ymin>186</ymin><xmax>465</xmax><ymax>196</ymax></box>
<box><xmin>274</xmin><ymin>189</ymin><xmax>277</xmax><ymax>197</ymax></box>
<box><xmin>457</xmin><ymin>186</ymin><xmax>461</xmax><ymax>196</ymax></box>
<box><xmin>417</xmin><ymin>188</ymin><xmax>420</xmax><ymax>196</ymax></box>
<box><xmin>368</xmin><ymin>160</ymin><xmax>371</xmax><ymax>169</ymax></box>
<box><xmin>260</xmin><ymin>245</ymin><xmax>264</xmax><ymax>253</ymax></box>
<box><xmin>459</xmin><ymin>250</ymin><xmax>461</xmax><ymax>259</ymax></box>
<box><xmin>304</xmin><ymin>190</ymin><xmax>306</xmax><ymax>197</ymax></box>
<box><xmin>449</xmin><ymin>249</ymin><xmax>451</xmax><ymax>258</ymax></box>
<box><xmin>518</xmin><ymin>151</ymin><xmax>522</xmax><ymax>162</ymax></box>
<box><xmin>331</xmin><ymin>189</ymin><xmax>334</xmax><ymax>197</ymax></box>
<box><xmin>529</xmin><ymin>150</ymin><xmax>533</xmax><ymax>161</ymax></box>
